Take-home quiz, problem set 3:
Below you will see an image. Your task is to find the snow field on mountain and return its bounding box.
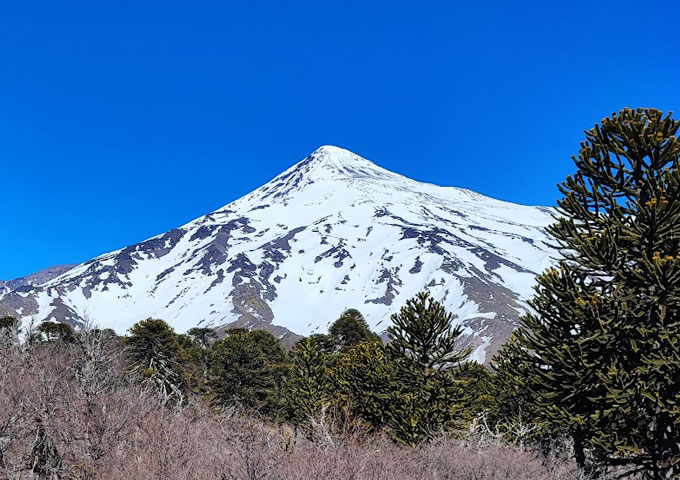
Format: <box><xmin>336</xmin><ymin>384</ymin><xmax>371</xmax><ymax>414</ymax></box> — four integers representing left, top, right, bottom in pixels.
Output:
<box><xmin>0</xmin><ymin>145</ymin><xmax>558</xmax><ymax>361</ymax></box>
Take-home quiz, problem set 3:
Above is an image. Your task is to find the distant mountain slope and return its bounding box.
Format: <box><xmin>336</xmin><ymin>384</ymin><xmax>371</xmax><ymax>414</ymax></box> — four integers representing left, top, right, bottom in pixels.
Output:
<box><xmin>0</xmin><ymin>146</ymin><xmax>556</xmax><ymax>362</ymax></box>
<box><xmin>0</xmin><ymin>264</ymin><xmax>76</xmax><ymax>296</ymax></box>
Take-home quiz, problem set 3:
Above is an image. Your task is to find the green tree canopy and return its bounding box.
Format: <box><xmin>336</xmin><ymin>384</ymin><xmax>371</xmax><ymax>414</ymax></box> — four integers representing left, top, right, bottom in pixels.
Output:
<box><xmin>186</xmin><ymin>327</ymin><xmax>217</xmax><ymax>349</ymax></box>
<box><xmin>306</xmin><ymin>333</ymin><xmax>337</xmax><ymax>355</ymax></box>
<box><xmin>208</xmin><ymin>329</ymin><xmax>287</xmax><ymax>414</ymax></box>
<box><xmin>126</xmin><ymin>318</ymin><xmax>180</xmax><ymax>366</ymax></box>
<box><xmin>281</xmin><ymin>337</ymin><xmax>332</xmax><ymax>428</ymax></box>
<box><xmin>37</xmin><ymin>321</ymin><xmax>75</xmax><ymax>343</ymax></box>
<box><xmin>332</xmin><ymin>340</ymin><xmax>396</xmax><ymax>433</ymax></box>
<box><xmin>328</xmin><ymin>308</ymin><xmax>380</xmax><ymax>349</ymax></box>
<box><xmin>388</xmin><ymin>291</ymin><xmax>470</xmax><ymax>373</ymax></box>
<box><xmin>126</xmin><ymin>318</ymin><xmax>185</xmax><ymax>405</ymax></box>
<box><xmin>0</xmin><ymin>315</ymin><xmax>18</xmax><ymax>331</ymax></box>
<box><xmin>503</xmin><ymin>108</ymin><xmax>680</xmax><ymax>478</ymax></box>
<box><xmin>0</xmin><ymin>316</ymin><xmax>20</xmax><ymax>345</ymax></box>
<box><xmin>489</xmin><ymin>333</ymin><xmax>542</xmax><ymax>444</ymax></box>
<box><xmin>385</xmin><ymin>292</ymin><xmax>471</xmax><ymax>445</ymax></box>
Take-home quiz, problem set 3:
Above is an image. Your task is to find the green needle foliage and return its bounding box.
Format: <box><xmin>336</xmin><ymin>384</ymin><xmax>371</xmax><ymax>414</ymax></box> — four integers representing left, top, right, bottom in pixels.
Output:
<box><xmin>0</xmin><ymin>315</ymin><xmax>18</xmax><ymax>332</ymax></box>
<box><xmin>208</xmin><ymin>329</ymin><xmax>287</xmax><ymax>415</ymax></box>
<box><xmin>185</xmin><ymin>327</ymin><xmax>217</xmax><ymax>349</ymax></box>
<box><xmin>512</xmin><ymin>265</ymin><xmax>612</xmax><ymax>470</ymax></box>
<box><xmin>499</xmin><ymin>108</ymin><xmax>680</xmax><ymax>478</ymax></box>
<box><xmin>453</xmin><ymin>361</ymin><xmax>495</xmax><ymax>424</ymax></box>
<box><xmin>37</xmin><ymin>321</ymin><xmax>75</xmax><ymax>343</ymax></box>
<box><xmin>126</xmin><ymin>318</ymin><xmax>186</xmax><ymax>405</ymax></box>
<box><xmin>489</xmin><ymin>333</ymin><xmax>543</xmax><ymax>445</ymax></box>
<box><xmin>0</xmin><ymin>316</ymin><xmax>20</xmax><ymax>344</ymax></box>
<box><xmin>388</xmin><ymin>292</ymin><xmax>470</xmax><ymax>373</ymax></box>
<box><xmin>306</xmin><ymin>333</ymin><xmax>337</xmax><ymax>355</ymax></box>
<box><xmin>127</xmin><ymin>318</ymin><xmax>181</xmax><ymax>367</ymax></box>
<box><xmin>383</xmin><ymin>360</ymin><xmax>465</xmax><ymax>447</ymax></box>
<box><xmin>281</xmin><ymin>337</ymin><xmax>333</xmax><ymax>430</ymax></box>
<box><xmin>333</xmin><ymin>340</ymin><xmax>396</xmax><ymax>433</ymax></box>
<box><xmin>329</xmin><ymin>308</ymin><xmax>380</xmax><ymax>350</ymax></box>
<box><xmin>386</xmin><ymin>291</ymin><xmax>471</xmax><ymax>446</ymax></box>
<box><xmin>176</xmin><ymin>329</ymin><xmax>216</xmax><ymax>395</ymax></box>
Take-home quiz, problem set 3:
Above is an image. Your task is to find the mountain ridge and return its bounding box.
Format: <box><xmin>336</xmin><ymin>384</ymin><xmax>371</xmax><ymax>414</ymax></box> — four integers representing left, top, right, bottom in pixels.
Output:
<box><xmin>0</xmin><ymin>264</ymin><xmax>77</xmax><ymax>297</ymax></box>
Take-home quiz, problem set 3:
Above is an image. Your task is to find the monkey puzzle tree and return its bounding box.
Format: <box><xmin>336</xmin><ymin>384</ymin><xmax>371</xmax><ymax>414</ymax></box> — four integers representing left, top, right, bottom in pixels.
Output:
<box><xmin>328</xmin><ymin>308</ymin><xmax>380</xmax><ymax>349</ymax></box>
<box><xmin>126</xmin><ymin>318</ymin><xmax>186</xmax><ymax>405</ymax></box>
<box><xmin>506</xmin><ymin>108</ymin><xmax>680</xmax><ymax>478</ymax></box>
<box><xmin>208</xmin><ymin>329</ymin><xmax>287</xmax><ymax>415</ymax></box>
<box><xmin>37</xmin><ymin>321</ymin><xmax>75</xmax><ymax>343</ymax></box>
<box><xmin>510</xmin><ymin>264</ymin><xmax>615</xmax><ymax>471</ymax></box>
<box><xmin>281</xmin><ymin>337</ymin><xmax>333</xmax><ymax>428</ymax></box>
<box><xmin>332</xmin><ymin>340</ymin><xmax>396</xmax><ymax>432</ymax></box>
<box><xmin>388</xmin><ymin>292</ymin><xmax>470</xmax><ymax>374</ymax></box>
<box><xmin>0</xmin><ymin>316</ymin><xmax>20</xmax><ymax>345</ymax></box>
<box><xmin>386</xmin><ymin>291</ymin><xmax>470</xmax><ymax>445</ymax></box>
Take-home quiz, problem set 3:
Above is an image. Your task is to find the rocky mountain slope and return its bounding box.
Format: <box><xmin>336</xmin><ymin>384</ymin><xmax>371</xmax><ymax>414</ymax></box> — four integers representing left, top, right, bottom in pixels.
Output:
<box><xmin>1</xmin><ymin>264</ymin><xmax>76</xmax><ymax>297</ymax></box>
<box><xmin>0</xmin><ymin>146</ymin><xmax>556</xmax><ymax>361</ymax></box>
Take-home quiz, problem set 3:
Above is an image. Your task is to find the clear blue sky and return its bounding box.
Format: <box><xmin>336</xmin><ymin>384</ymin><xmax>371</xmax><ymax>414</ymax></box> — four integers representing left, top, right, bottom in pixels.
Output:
<box><xmin>1</xmin><ymin>1</ymin><xmax>678</xmax><ymax>279</ymax></box>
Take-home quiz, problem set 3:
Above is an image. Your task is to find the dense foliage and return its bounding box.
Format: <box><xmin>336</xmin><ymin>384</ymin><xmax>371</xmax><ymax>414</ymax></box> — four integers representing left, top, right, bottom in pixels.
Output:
<box><xmin>208</xmin><ymin>328</ymin><xmax>287</xmax><ymax>414</ymax></box>
<box><xmin>494</xmin><ymin>108</ymin><xmax>680</xmax><ymax>478</ymax></box>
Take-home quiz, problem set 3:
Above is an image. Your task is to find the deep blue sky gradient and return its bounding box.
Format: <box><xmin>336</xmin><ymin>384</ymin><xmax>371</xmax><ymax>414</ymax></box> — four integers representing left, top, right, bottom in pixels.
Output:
<box><xmin>1</xmin><ymin>1</ymin><xmax>679</xmax><ymax>278</ymax></box>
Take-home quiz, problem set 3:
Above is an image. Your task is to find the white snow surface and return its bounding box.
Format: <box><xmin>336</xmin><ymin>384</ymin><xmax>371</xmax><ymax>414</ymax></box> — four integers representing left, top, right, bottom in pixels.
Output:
<box><xmin>0</xmin><ymin>146</ymin><xmax>557</xmax><ymax>362</ymax></box>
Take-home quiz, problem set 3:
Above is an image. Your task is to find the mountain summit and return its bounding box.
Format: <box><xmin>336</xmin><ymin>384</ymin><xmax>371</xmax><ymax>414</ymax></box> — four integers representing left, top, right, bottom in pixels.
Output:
<box><xmin>0</xmin><ymin>147</ymin><xmax>556</xmax><ymax>361</ymax></box>
<box><xmin>293</xmin><ymin>145</ymin><xmax>391</xmax><ymax>177</ymax></box>
<box><xmin>234</xmin><ymin>145</ymin><xmax>405</xmax><ymax>206</ymax></box>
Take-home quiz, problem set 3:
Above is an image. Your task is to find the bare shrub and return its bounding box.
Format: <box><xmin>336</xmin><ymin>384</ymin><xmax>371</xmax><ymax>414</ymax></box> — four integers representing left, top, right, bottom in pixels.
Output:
<box><xmin>0</xmin><ymin>338</ymin><xmax>597</xmax><ymax>480</ymax></box>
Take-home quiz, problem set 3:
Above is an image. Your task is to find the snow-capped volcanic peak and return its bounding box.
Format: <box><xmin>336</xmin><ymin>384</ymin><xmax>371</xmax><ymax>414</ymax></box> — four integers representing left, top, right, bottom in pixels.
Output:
<box><xmin>280</xmin><ymin>145</ymin><xmax>398</xmax><ymax>182</ymax></box>
<box><xmin>238</xmin><ymin>145</ymin><xmax>400</xmax><ymax>206</ymax></box>
<box><xmin>298</xmin><ymin>145</ymin><xmax>389</xmax><ymax>177</ymax></box>
<box><xmin>0</xmin><ymin>146</ymin><xmax>556</xmax><ymax>362</ymax></box>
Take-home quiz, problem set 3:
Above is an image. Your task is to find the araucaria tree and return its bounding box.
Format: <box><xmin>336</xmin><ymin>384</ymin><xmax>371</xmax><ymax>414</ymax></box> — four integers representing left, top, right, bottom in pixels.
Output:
<box><xmin>386</xmin><ymin>291</ymin><xmax>470</xmax><ymax>446</ymax></box>
<box><xmin>504</xmin><ymin>108</ymin><xmax>680</xmax><ymax>478</ymax></box>
<box><xmin>388</xmin><ymin>292</ymin><xmax>470</xmax><ymax>373</ymax></box>
<box><xmin>209</xmin><ymin>329</ymin><xmax>287</xmax><ymax>415</ymax></box>
<box><xmin>329</xmin><ymin>308</ymin><xmax>380</xmax><ymax>349</ymax></box>
<box><xmin>126</xmin><ymin>318</ymin><xmax>186</xmax><ymax>405</ymax></box>
<box><xmin>281</xmin><ymin>337</ymin><xmax>332</xmax><ymax>429</ymax></box>
<box><xmin>0</xmin><ymin>316</ymin><xmax>20</xmax><ymax>344</ymax></box>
